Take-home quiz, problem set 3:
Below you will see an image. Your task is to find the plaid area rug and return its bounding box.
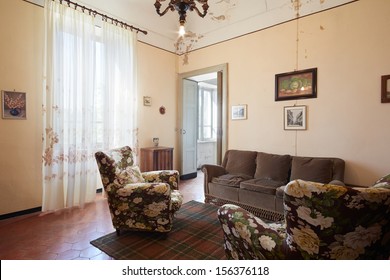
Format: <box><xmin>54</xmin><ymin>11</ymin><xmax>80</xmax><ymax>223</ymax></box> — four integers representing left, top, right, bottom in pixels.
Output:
<box><xmin>90</xmin><ymin>200</ymin><xmax>226</xmax><ymax>260</ymax></box>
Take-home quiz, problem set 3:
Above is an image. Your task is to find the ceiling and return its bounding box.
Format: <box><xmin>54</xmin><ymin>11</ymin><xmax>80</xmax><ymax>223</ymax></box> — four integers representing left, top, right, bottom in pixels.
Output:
<box><xmin>76</xmin><ymin>0</ymin><xmax>356</xmax><ymax>54</ymax></box>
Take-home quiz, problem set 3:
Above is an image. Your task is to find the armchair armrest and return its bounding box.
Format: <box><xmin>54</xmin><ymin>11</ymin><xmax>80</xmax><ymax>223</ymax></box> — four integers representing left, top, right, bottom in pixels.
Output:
<box><xmin>142</xmin><ymin>170</ymin><xmax>180</xmax><ymax>190</ymax></box>
<box><xmin>108</xmin><ymin>182</ymin><xmax>174</xmax><ymax>232</ymax></box>
<box><xmin>218</xmin><ymin>204</ymin><xmax>286</xmax><ymax>260</ymax></box>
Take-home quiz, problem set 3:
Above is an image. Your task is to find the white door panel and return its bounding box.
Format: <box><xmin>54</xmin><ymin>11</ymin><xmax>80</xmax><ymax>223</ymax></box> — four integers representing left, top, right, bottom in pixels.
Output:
<box><xmin>181</xmin><ymin>79</ymin><xmax>198</xmax><ymax>178</ymax></box>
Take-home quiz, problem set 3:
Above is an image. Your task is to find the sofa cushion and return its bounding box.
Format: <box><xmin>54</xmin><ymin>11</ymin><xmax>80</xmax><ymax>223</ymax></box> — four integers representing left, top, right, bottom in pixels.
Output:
<box><xmin>240</xmin><ymin>178</ymin><xmax>285</xmax><ymax>195</ymax></box>
<box><xmin>290</xmin><ymin>157</ymin><xmax>333</xmax><ymax>183</ymax></box>
<box><xmin>225</xmin><ymin>150</ymin><xmax>257</xmax><ymax>177</ymax></box>
<box><xmin>212</xmin><ymin>173</ymin><xmax>252</xmax><ymax>188</ymax></box>
<box><xmin>254</xmin><ymin>152</ymin><xmax>291</xmax><ymax>183</ymax></box>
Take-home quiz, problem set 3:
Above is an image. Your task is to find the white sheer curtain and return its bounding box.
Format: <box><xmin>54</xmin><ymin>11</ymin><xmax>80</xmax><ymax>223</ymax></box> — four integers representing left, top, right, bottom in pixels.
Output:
<box><xmin>42</xmin><ymin>0</ymin><xmax>138</xmax><ymax>212</ymax></box>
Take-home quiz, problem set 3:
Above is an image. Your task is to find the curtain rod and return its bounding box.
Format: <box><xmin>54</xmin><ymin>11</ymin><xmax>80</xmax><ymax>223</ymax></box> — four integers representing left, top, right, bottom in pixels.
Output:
<box><xmin>55</xmin><ymin>0</ymin><xmax>148</xmax><ymax>35</ymax></box>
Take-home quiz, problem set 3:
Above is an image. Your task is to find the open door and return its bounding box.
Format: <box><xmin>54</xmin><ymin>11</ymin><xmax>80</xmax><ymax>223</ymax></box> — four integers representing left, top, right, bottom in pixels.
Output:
<box><xmin>180</xmin><ymin>79</ymin><xmax>198</xmax><ymax>179</ymax></box>
<box><xmin>178</xmin><ymin>64</ymin><xmax>228</xmax><ymax>180</ymax></box>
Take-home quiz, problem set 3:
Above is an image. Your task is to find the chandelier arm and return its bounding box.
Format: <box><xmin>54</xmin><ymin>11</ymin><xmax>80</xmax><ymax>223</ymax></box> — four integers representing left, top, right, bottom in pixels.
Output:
<box><xmin>154</xmin><ymin>2</ymin><xmax>175</xmax><ymax>16</ymax></box>
<box><xmin>190</xmin><ymin>4</ymin><xmax>209</xmax><ymax>18</ymax></box>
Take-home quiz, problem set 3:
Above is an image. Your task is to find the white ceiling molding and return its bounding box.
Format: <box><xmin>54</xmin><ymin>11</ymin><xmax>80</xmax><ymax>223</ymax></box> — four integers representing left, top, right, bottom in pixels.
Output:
<box><xmin>64</xmin><ymin>0</ymin><xmax>358</xmax><ymax>53</ymax></box>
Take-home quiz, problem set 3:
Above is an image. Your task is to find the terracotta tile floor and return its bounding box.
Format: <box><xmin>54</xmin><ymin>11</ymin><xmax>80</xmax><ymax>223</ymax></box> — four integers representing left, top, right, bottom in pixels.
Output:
<box><xmin>0</xmin><ymin>172</ymin><xmax>205</xmax><ymax>260</ymax></box>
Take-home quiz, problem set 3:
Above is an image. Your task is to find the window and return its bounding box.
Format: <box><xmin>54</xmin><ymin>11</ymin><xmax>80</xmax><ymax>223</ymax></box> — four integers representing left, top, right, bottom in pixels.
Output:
<box><xmin>198</xmin><ymin>83</ymin><xmax>217</xmax><ymax>141</ymax></box>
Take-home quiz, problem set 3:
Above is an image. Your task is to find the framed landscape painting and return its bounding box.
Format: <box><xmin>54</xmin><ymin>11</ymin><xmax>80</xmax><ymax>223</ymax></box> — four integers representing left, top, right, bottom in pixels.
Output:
<box><xmin>275</xmin><ymin>68</ymin><xmax>317</xmax><ymax>101</ymax></box>
<box><xmin>284</xmin><ymin>105</ymin><xmax>307</xmax><ymax>130</ymax></box>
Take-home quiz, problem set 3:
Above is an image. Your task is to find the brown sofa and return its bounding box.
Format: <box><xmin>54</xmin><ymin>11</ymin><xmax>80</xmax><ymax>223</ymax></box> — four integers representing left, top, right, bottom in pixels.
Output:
<box><xmin>202</xmin><ymin>150</ymin><xmax>345</xmax><ymax>215</ymax></box>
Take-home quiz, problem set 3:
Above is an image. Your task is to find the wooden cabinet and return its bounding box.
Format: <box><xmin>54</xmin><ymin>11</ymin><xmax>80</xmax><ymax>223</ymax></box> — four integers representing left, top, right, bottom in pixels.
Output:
<box><xmin>140</xmin><ymin>147</ymin><xmax>173</xmax><ymax>172</ymax></box>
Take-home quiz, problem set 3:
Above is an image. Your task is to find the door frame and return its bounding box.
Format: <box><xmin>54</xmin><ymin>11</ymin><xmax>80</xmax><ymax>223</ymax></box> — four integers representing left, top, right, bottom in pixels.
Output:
<box><xmin>177</xmin><ymin>63</ymin><xmax>228</xmax><ymax>175</ymax></box>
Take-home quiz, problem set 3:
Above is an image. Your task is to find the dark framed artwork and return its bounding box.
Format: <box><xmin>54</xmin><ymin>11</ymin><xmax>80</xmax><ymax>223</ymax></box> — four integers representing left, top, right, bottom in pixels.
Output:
<box><xmin>284</xmin><ymin>105</ymin><xmax>307</xmax><ymax>130</ymax></box>
<box><xmin>381</xmin><ymin>75</ymin><xmax>390</xmax><ymax>103</ymax></box>
<box><xmin>275</xmin><ymin>68</ymin><xmax>317</xmax><ymax>101</ymax></box>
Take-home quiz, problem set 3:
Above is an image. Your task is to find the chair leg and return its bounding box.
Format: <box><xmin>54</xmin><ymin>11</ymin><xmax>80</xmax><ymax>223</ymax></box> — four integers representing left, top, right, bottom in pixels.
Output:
<box><xmin>116</xmin><ymin>229</ymin><xmax>121</xmax><ymax>236</ymax></box>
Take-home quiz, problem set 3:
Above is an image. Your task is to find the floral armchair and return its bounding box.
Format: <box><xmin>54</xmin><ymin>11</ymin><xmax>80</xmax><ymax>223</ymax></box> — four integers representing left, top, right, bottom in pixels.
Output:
<box><xmin>95</xmin><ymin>146</ymin><xmax>183</xmax><ymax>235</ymax></box>
<box><xmin>218</xmin><ymin>176</ymin><xmax>390</xmax><ymax>259</ymax></box>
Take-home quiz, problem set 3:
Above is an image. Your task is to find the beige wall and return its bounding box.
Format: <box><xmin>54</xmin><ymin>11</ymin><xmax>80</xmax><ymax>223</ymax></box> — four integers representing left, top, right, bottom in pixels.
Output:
<box><xmin>137</xmin><ymin>43</ymin><xmax>178</xmax><ymax>165</ymax></box>
<box><xmin>178</xmin><ymin>0</ymin><xmax>390</xmax><ymax>186</ymax></box>
<box><xmin>1</xmin><ymin>0</ymin><xmax>389</xmax><ymax>215</ymax></box>
<box><xmin>0</xmin><ymin>0</ymin><xmax>44</xmax><ymax>215</ymax></box>
<box><xmin>0</xmin><ymin>0</ymin><xmax>177</xmax><ymax>215</ymax></box>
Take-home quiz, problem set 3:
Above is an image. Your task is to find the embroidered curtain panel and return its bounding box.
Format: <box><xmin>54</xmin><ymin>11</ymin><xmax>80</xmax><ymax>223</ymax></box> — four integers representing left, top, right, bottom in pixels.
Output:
<box><xmin>42</xmin><ymin>0</ymin><xmax>138</xmax><ymax>211</ymax></box>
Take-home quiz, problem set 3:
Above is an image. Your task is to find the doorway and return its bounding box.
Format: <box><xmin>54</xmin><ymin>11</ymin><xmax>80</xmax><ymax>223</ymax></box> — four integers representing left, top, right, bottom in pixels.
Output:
<box><xmin>178</xmin><ymin>64</ymin><xmax>228</xmax><ymax>179</ymax></box>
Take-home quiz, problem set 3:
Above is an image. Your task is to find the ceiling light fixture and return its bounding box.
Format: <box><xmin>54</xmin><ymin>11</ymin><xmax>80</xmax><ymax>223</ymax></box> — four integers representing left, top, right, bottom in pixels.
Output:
<box><xmin>154</xmin><ymin>0</ymin><xmax>209</xmax><ymax>36</ymax></box>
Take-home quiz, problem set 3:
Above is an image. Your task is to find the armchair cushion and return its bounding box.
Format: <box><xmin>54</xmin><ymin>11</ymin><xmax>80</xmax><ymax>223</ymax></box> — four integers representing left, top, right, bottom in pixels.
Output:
<box><xmin>116</xmin><ymin>165</ymin><xmax>145</xmax><ymax>185</ymax></box>
<box><xmin>290</xmin><ymin>157</ymin><xmax>333</xmax><ymax>183</ymax></box>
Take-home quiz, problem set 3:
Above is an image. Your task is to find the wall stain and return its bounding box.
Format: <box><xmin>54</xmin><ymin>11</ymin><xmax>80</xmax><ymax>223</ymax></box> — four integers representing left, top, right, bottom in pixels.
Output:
<box><xmin>174</xmin><ymin>31</ymin><xmax>204</xmax><ymax>65</ymax></box>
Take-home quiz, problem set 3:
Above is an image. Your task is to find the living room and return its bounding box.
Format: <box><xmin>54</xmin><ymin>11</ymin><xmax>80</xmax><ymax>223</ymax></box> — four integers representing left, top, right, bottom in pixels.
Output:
<box><xmin>0</xmin><ymin>0</ymin><xmax>389</xmax><ymax>264</ymax></box>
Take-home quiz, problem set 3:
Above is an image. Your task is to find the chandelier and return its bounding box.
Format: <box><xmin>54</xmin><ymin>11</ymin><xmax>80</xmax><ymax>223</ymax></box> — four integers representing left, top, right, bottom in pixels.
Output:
<box><xmin>154</xmin><ymin>0</ymin><xmax>209</xmax><ymax>35</ymax></box>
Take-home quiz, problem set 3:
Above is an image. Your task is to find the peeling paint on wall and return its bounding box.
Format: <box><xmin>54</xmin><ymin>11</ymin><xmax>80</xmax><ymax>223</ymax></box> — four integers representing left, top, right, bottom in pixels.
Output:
<box><xmin>292</xmin><ymin>0</ymin><xmax>301</xmax><ymax>17</ymax></box>
<box><xmin>209</xmin><ymin>0</ymin><xmax>237</xmax><ymax>22</ymax></box>
<box><xmin>174</xmin><ymin>31</ymin><xmax>204</xmax><ymax>65</ymax></box>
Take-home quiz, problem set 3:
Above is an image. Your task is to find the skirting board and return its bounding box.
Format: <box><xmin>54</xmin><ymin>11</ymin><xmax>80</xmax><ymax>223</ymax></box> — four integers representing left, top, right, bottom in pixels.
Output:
<box><xmin>23</xmin><ymin>0</ymin><xmax>45</xmax><ymax>7</ymax></box>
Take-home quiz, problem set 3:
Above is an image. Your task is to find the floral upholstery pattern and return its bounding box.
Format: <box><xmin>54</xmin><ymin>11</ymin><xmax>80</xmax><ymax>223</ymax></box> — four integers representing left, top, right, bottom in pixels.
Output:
<box><xmin>95</xmin><ymin>146</ymin><xmax>183</xmax><ymax>234</ymax></box>
<box><xmin>218</xmin><ymin>179</ymin><xmax>390</xmax><ymax>259</ymax></box>
<box><xmin>218</xmin><ymin>204</ymin><xmax>286</xmax><ymax>260</ymax></box>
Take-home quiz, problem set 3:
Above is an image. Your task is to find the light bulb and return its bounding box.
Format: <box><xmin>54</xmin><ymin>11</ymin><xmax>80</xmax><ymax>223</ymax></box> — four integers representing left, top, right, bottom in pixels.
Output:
<box><xmin>179</xmin><ymin>24</ymin><xmax>185</xmax><ymax>36</ymax></box>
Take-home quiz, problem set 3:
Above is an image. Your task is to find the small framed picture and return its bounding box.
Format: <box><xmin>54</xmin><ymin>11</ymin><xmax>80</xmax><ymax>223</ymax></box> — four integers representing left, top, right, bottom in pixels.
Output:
<box><xmin>275</xmin><ymin>68</ymin><xmax>317</xmax><ymax>101</ymax></box>
<box><xmin>381</xmin><ymin>75</ymin><xmax>390</xmax><ymax>103</ymax></box>
<box><xmin>143</xmin><ymin>96</ymin><xmax>152</xmax><ymax>106</ymax></box>
<box><xmin>2</xmin><ymin>90</ymin><xmax>27</xmax><ymax>119</ymax></box>
<box><xmin>231</xmin><ymin>104</ymin><xmax>247</xmax><ymax>120</ymax></box>
<box><xmin>284</xmin><ymin>105</ymin><xmax>307</xmax><ymax>130</ymax></box>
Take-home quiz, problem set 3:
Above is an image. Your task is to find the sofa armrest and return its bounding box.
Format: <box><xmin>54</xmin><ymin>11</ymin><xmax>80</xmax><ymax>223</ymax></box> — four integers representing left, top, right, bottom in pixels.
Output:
<box><xmin>201</xmin><ymin>164</ymin><xmax>227</xmax><ymax>182</ymax></box>
<box><xmin>142</xmin><ymin>170</ymin><xmax>180</xmax><ymax>190</ymax></box>
<box><xmin>201</xmin><ymin>164</ymin><xmax>227</xmax><ymax>195</ymax></box>
<box><xmin>218</xmin><ymin>204</ymin><xmax>286</xmax><ymax>260</ymax></box>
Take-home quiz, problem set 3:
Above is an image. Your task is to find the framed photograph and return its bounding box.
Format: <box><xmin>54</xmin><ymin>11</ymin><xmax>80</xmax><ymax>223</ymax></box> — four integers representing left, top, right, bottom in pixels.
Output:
<box><xmin>284</xmin><ymin>105</ymin><xmax>307</xmax><ymax>130</ymax></box>
<box><xmin>381</xmin><ymin>75</ymin><xmax>390</xmax><ymax>103</ymax></box>
<box><xmin>143</xmin><ymin>96</ymin><xmax>152</xmax><ymax>106</ymax></box>
<box><xmin>231</xmin><ymin>104</ymin><xmax>247</xmax><ymax>120</ymax></box>
<box><xmin>2</xmin><ymin>90</ymin><xmax>27</xmax><ymax>119</ymax></box>
<box><xmin>275</xmin><ymin>68</ymin><xmax>317</xmax><ymax>101</ymax></box>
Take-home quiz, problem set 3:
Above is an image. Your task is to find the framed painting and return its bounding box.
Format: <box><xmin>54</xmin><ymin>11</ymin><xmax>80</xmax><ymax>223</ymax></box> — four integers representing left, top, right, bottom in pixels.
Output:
<box><xmin>275</xmin><ymin>68</ymin><xmax>317</xmax><ymax>101</ymax></box>
<box><xmin>2</xmin><ymin>90</ymin><xmax>27</xmax><ymax>119</ymax></box>
<box><xmin>231</xmin><ymin>104</ymin><xmax>247</xmax><ymax>120</ymax></box>
<box><xmin>284</xmin><ymin>105</ymin><xmax>307</xmax><ymax>130</ymax></box>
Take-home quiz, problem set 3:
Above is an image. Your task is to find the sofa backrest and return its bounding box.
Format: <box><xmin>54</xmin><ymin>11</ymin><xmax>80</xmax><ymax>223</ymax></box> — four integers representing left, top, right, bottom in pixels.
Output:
<box><xmin>222</xmin><ymin>150</ymin><xmax>257</xmax><ymax>177</ymax></box>
<box><xmin>290</xmin><ymin>156</ymin><xmax>345</xmax><ymax>183</ymax></box>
